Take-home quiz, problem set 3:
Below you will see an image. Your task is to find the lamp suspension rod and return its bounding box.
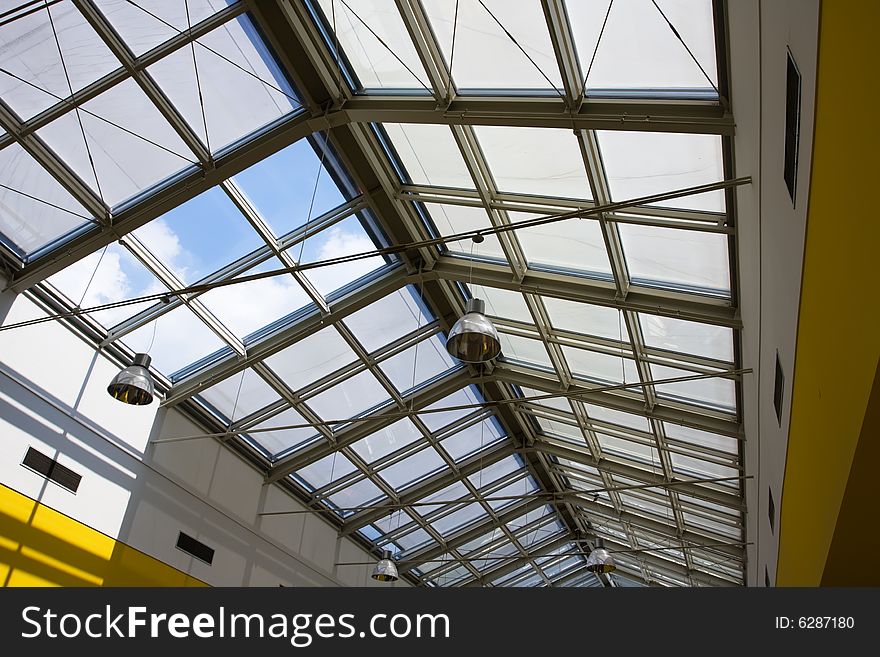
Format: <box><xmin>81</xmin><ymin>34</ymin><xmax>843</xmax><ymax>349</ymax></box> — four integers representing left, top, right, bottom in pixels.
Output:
<box><xmin>1</xmin><ymin>177</ymin><xmax>750</xmax><ymax>333</ymax></box>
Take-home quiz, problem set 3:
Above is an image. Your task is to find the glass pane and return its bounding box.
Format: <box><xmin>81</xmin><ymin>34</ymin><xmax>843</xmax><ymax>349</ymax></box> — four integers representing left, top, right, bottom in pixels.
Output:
<box><xmin>296</xmin><ymin>214</ymin><xmax>388</xmax><ymax>297</ymax></box>
<box><xmin>583</xmin><ymin>403</ymin><xmax>651</xmax><ymax>432</ymax></box>
<box><xmin>440</xmin><ymin>418</ymin><xmax>504</xmax><ymax>462</ymax></box>
<box><xmin>0</xmin><ymin>144</ymin><xmax>91</xmax><ymax>256</ymax></box>
<box><xmin>422</xmin><ymin>203</ymin><xmax>507</xmax><ymax>263</ymax></box>
<box><xmin>430</xmin><ymin>503</ymin><xmax>486</xmax><ymax>536</ymax></box>
<box><xmin>198</xmin><ymin>367</ymin><xmax>280</xmax><ymax>422</ymax></box>
<box><xmin>295</xmin><ymin>452</ymin><xmax>356</xmax><ymax>490</ymax></box>
<box><xmin>378</xmin><ymin>335</ymin><xmax>457</xmax><ymax>393</ymax></box>
<box><xmin>315</xmin><ymin>0</ymin><xmax>430</xmax><ymax>90</ymax></box>
<box><xmin>509</xmin><ymin>211</ymin><xmax>612</xmax><ymax>277</ymax></box>
<box><xmin>382</xmin><ymin>123</ymin><xmax>473</xmax><ymax>189</ymax></box>
<box><xmin>618</xmin><ymin>223</ymin><xmax>730</xmax><ymax>295</ymax></box>
<box><xmin>37</xmin><ymin>78</ymin><xmax>194</xmax><ymax>207</ymax></box>
<box><xmin>47</xmin><ymin>241</ymin><xmax>161</xmax><ymax>327</ymax></box>
<box><xmin>379</xmin><ymin>446</ymin><xmax>446</xmax><ymax>489</ymax></box>
<box><xmin>598</xmin><ymin>131</ymin><xmax>724</xmax><ymax>212</ymax></box>
<box><xmin>663</xmin><ymin>422</ymin><xmax>738</xmax><ymax>455</ymax></box>
<box><xmin>568</xmin><ymin>0</ymin><xmax>717</xmax><ymax>93</ymax></box>
<box><xmin>232</xmin><ymin>137</ymin><xmax>346</xmax><ymax>239</ymax></box>
<box><xmin>475</xmin><ymin>127</ymin><xmax>590</xmax><ymax>200</ymax></box>
<box><xmin>467</xmin><ymin>455</ymin><xmax>521</xmax><ymax>489</ymax></box>
<box><xmin>305</xmin><ymin>369</ymin><xmax>391</xmax><ymax>421</ymax></box>
<box><xmin>498</xmin><ymin>332</ymin><xmax>553</xmax><ymax>370</ymax></box>
<box><xmin>344</xmin><ymin>286</ymin><xmax>425</xmax><ymax>353</ymax></box>
<box><xmin>350</xmin><ymin>418</ymin><xmax>422</xmax><ymax>463</ymax></box>
<box><xmin>487</xmin><ymin>476</ymin><xmax>537</xmax><ymax>512</ymax></box>
<box><xmin>418</xmin><ymin>386</ymin><xmax>481</xmax><ymax>433</ymax></box>
<box><xmin>669</xmin><ymin>452</ymin><xmax>738</xmax><ymax>480</ymax></box>
<box><xmin>422</xmin><ymin>0</ymin><xmax>562</xmax><ymax>91</ymax></box>
<box><xmin>640</xmin><ymin>313</ymin><xmax>734</xmax><ymax>362</ymax></box>
<box><xmin>148</xmin><ymin>14</ymin><xmax>299</xmax><ymax>152</ymax></box>
<box><xmin>562</xmin><ymin>346</ymin><xmax>640</xmax><ymax>385</ymax></box>
<box><xmin>93</xmin><ymin>0</ymin><xmax>233</xmax><ymax>56</ymax></box>
<box><xmin>650</xmin><ymin>363</ymin><xmax>736</xmax><ymax>412</ymax></box>
<box><xmin>247</xmin><ymin>406</ymin><xmax>319</xmax><ymax>457</ymax></box>
<box><xmin>413</xmin><ymin>480</ymin><xmax>470</xmax><ymax>517</ymax></box>
<box><xmin>543</xmin><ymin>296</ymin><xmax>622</xmax><ymax>340</ymax></box>
<box><xmin>327</xmin><ymin>476</ymin><xmax>387</xmax><ymax>510</ymax></box>
<box><xmin>131</xmin><ymin>187</ymin><xmax>263</xmax><ymax>284</ymax></box>
<box><xmin>121</xmin><ymin>305</ymin><xmax>225</xmax><ymax>375</ymax></box>
<box><xmin>0</xmin><ymin>1</ymin><xmax>119</xmax><ymax>120</ymax></box>
<box><xmin>468</xmin><ymin>284</ymin><xmax>531</xmax><ymax>323</ymax></box>
<box><xmin>198</xmin><ymin>257</ymin><xmax>313</xmax><ymax>340</ymax></box>
<box><xmin>265</xmin><ymin>327</ymin><xmax>357</xmax><ymax>392</ymax></box>
<box><xmin>598</xmin><ymin>433</ymin><xmax>659</xmax><ymax>466</ymax></box>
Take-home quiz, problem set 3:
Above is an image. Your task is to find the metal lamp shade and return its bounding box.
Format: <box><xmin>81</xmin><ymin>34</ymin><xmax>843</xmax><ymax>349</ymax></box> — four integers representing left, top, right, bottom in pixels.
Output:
<box><xmin>586</xmin><ymin>540</ymin><xmax>616</xmax><ymax>574</ymax></box>
<box><xmin>445</xmin><ymin>298</ymin><xmax>501</xmax><ymax>363</ymax></box>
<box><xmin>107</xmin><ymin>353</ymin><xmax>155</xmax><ymax>405</ymax></box>
<box><xmin>371</xmin><ymin>550</ymin><xmax>399</xmax><ymax>582</ymax></box>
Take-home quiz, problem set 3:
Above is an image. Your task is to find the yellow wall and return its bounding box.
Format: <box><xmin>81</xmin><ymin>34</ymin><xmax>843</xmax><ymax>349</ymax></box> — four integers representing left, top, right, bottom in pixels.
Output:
<box><xmin>776</xmin><ymin>0</ymin><xmax>880</xmax><ymax>584</ymax></box>
<box><xmin>0</xmin><ymin>483</ymin><xmax>206</xmax><ymax>587</ymax></box>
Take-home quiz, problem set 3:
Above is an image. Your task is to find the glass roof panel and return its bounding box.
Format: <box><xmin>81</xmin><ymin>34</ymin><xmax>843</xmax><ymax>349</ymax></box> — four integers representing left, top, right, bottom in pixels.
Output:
<box><xmin>232</xmin><ymin>137</ymin><xmax>347</xmax><ymax>239</ymax></box>
<box><xmin>663</xmin><ymin>423</ymin><xmax>738</xmax><ymax>455</ymax></box>
<box><xmin>475</xmin><ymin>126</ymin><xmax>591</xmax><ymax>200</ymax></box>
<box><xmin>519</xmin><ymin>386</ymin><xmax>570</xmax><ymax>413</ymax></box>
<box><xmin>413</xmin><ymin>480</ymin><xmax>469</xmax><ymax>517</ymax></box>
<box><xmin>598</xmin><ymin>131</ymin><xmax>725</xmax><ymax>213</ymax></box>
<box><xmin>562</xmin><ymin>346</ymin><xmax>640</xmax><ymax>385</ymax></box>
<box><xmin>245</xmin><ymin>407</ymin><xmax>319</xmax><ymax>458</ymax></box>
<box><xmin>498</xmin><ymin>332</ymin><xmax>553</xmax><ymax>370</ymax></box>
<box><xmin>148</xmin><ymin>13</ymin><xmax>299</xmax><ymax>152</ymax></box>
<box><xmin>0</xmin><ymin>144</ymin><xmax>92</xmax><ymax>257</ymax></box>
<box><xmin>37</xmin><ymin>77</ymin><xmax>195</xmax><ymax>207</ymax></box>
<box><xmin>429</xmin><ymin>502</ymin><xmax>486</xmax><ymax>536</ymax></box>
<box><xmin>598</xmin><ymin>433</ymin><xmax>659</xmax><ymax>466</ymax></box>
<box><xmin>93</xmin><ymin>0</ymin><xmax>232</xmax><ymax>56</ymax></box>
<box><xmin>487</xmin><ymin>476</ymin><xmax>537</xmax><ymax>512</ymax></box>
<box><xmin>543</xmin><ymin>296</ymin><xmax>622</xmax><ymax>341</ymax></box>
<box><xmin>314</xmin><ymin>0</ymin><xmax>430</xmax><ymax>91</ymax></box>
<box><xmin>422</xmin><ymin>203</ymin><xmax>507</xmax><ymax>263</ymax></box>
<box><xmin>418</xmin><ymin>386</ymin><xmax>481</xmax><ymax>433</ymax></box>
<box><xmin>47</xmin><ymin>241</ymin><xmax>160</xmax><ymax>328</ymax></box>
<box><xmin>568</xmin><ymin>0</ymin><xmax>717</xmax><ymax>94</ymax></box>
<box><xmin>295</xmin><ymin>452</ymin><xmax>357</xmax><ymax>490</ymax></box>
<box><xmin>120</xmin><ymin>304</ymin><xmax>225</xmax><ymax>376</ymax></box>
<box><xmin>583</xmin><ymin>403</ymin><xmax>651</xmax><ymax>432</ymax></box>
<box><xmin>378</xmin><ymin>334</ymin><xmax>457</xmax><ymax>394</ymax></box>
<box><xmin>304</xmin><ymin>369</ymin><xmax>392</xmax><ymax>421</ymax></box>
<box><xmin>640</xmin><ymin>313</ymin><xmax>734</xmax><ymax>362</ymax></box>
<box><xmin>197</xmin><ymin>257</ymin><xmax>313</xmax><ymax>340</ymax></box>
<box><xmin>264</xmin><ymin>326</ymin><xmax>357</xmax><ymax>392</ymax></box>
<box><xmin>131</xmin><ymin>187</ymin><xmax>262</xmax><ymax>284</ymax></box>
<box><xmin>650</xmin><ymin>363</ymin><xmax>736</xmax><ymax>412</ymax></box>
<box><xmin>422</xmin><ymin>0</ymin><xmax>563</xmax><ymax>92</ymax></box>
<box><xmin>509</xmin><ymin>211</ymin><xmax>612</xmax><ymax>278</ymax></box>
<box><xmin>295</xmin><ymin>214</ymin><xmax>389</xmax><ymax>297</ymax></box>
<box><xmin>669</xmin><ymin>451</ymin><xmax>738</xmax><ymax>480</ymax></box>
<box><xmin>467</xmin><ymin>455</ymin><xmax>522</xmax><ymax>489</ymax></box>
<box><xmin>378</xmin><ymin>446</ymin><xmax>447</xmax><ymax>489</ymax></box>
<box><xmin>327</xmin><ymin>476</ymin><xmax>387</xmax><ymax>510</ymax></box>
<box><xmin>440</xmin><ymin>418</ymin><xmax>504</xmax><ymax>462</ymax></box>
<box><xmin>382</xmin><ymin>123</ymin><xmax>473</xmax><ymax>189</ymax></box>
<box><xmin>198</xmin><ymin>368</ymin><xmax>281</xmax><ymax>423</ymax></box>
<box><xmin>0</xmin><ymin>1</ymin><xmax>120</xmax><ymax>120</ymax></box>
<box><xmin>468</xmin><ymin>284</ymin><xmax>531</xmax><ymax>323</ymax></box>
<box><xmin>350</xmin><ymin>418</ymin><xmax>422</xmax><ymax>463</ymax></box>
<box><xmin>618</xmin><ymin>223</ymin><xmax>730</xmax><ymax>296</ymax></box>
<box><xmin>343</xmin><ymin>286</ymin><xmax>425</xmax><ymax>353</ymax></box>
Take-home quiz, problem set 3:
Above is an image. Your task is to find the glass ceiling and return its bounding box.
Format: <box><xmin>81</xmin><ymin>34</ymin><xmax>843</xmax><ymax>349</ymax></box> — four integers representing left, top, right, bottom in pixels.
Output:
<box><xmin>0</xmin><ymin>0</ymin><xmax>743</xmax><ymax>587</ymax></box>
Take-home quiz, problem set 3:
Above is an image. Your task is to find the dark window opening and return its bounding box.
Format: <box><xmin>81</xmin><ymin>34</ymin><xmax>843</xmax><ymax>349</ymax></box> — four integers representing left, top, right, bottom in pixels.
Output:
<box><xmin>774</xmin><ymin>351</ymin><xmax>785</xmax><ymax>426</ymax></box>
<box><xmin>176</xmin><ymin>532</ymin><xmax>215</xmax><ymax>565</ymax></box>
<box><xmin>768</xmin><ymin>486</ymin><xmax>776</xmax><ymax>533</ymax></box>
<box><xmin>784</xmin><ymin>51</ymin><xmax>801</xmax><ymax>202</ymax></box>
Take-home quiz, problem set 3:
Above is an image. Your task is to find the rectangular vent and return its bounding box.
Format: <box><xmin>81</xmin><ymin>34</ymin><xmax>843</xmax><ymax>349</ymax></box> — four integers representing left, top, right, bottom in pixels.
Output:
<box><xmin>774</xmin><ymin>352</ymin><xmax>785</xmax><ymax>426</ymax></box>
<box><xmin>21</xmin><ymin>447</ymin><xmax>81</xmax><ymax>493</ymax></box>
<box><xmin>784</xmin><ymin>51</ymin><xmax>801</xmax><ymax>202</ymax></box>
<box><xmin>768</xmin><ymin>486</ymin><xmax>776</xmax><ymax>533</ymax></box>
<box><xmin>176</xmin><ymin>531</ymin><xmax>214</xmax><ymax>565</ymax></box>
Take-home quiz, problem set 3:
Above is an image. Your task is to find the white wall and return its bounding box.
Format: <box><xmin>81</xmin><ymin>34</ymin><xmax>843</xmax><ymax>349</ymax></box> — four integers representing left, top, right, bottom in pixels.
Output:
<box><xmin>0</xmin><ymin>283</ymin><xmax>406</xmax><ymax>587</ymax></box>
<box><xmin>729</xmin><ymin>0</ymin><xmax>819</xmax><ymax>586</ymax></box>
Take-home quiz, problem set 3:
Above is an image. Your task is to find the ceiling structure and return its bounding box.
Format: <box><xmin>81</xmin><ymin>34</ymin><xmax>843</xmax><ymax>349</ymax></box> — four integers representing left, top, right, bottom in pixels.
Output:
<box><xmin>0</xmin><ymin>0</ymin><xmax>745</xmax><ymax>587</ymax></box>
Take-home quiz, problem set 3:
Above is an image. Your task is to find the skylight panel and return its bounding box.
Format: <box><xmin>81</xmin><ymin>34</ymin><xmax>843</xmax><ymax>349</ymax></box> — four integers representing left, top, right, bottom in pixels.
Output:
<box><xmin>326</xmin><ymin>477</ymin><xmax>387</xmax><ymax>511</ymax></box>
<box><xmin>313</xmin><ymin>0</ymin><xmax>431</xmax><ymax>91</ymax></box>
<box><xmin>147</xmin><ymin>13</ymin><xmax>299</xmax><ymax>152</ymax></box>
<box><xmin>439</xmin><ymin>418</ymin><xmax>504</xmax><ymax>462</ymax></box>
<box><xmin>295</xmin><ymin>452</ymin><xmax>357</xmax><ymax>490</ymax></box>
<box><xmin>198</xmin><ymin>367</ymin><xmax>281</xmax><ymax>423</ymax></box>
<box><xmin>561</xmin><ymin>345</ymin><xmax>640</xmax><ymax>385</ymax></box>
<box><xmin>467</xmin><ymin>284</ymin><xmax>532</xmax><ymax>324</ymax></box>
<box><xmin>598</xmin><ymin>433</ymin><xmax>659</xmax><ymax>467</ymax></box>
<box><xmin>421</xmin><ymin>0</ymin><xmax>563</xmax><ymax>92</ymax></box>
<box><xmin>508</xmin><ymin>211</ymin><xmax>612</xmax><ymax>278</ymax></box>
<box><xmin>429</xmin><ymin>502</ymin><xmax>486</xmax><ymax>536</ymax></box>
<box><xmin>567</xmin><ymin>0</ymin><xmax>718</xmax><ymax>95</ymax></box>
<box><xmin>378</xmin><ymin>334</ymin><xmax>457</xmax><ymax>393</ymax></box>
<box><xmin>303</xmin><ymin>369</ymin><xmax>392</xmax><ymax>422</ymax></box>
<box><xmin>668</xmin><ymin>451</ymin><xmax>739</xmax><ymax>480</ymax></box>
<box><xmin>498</xmin><ymin>332</ymin><xmax>553</xmax><ymax>371</ymax></box>
<box><xmin>377</xmin><ymin>446</ymin><xmax>447</xmax><ymax>489</ymax></box>
<box><xmin>583</xmin><ymin>403</ymin><xmax>651</xmax><ymax>432</ymax></box>
<box><xmin>343</xmin><ymin>286</ymin><xmax>427</xmax><ymax>354</ymax></box>
<box><xmin>244</xmin><ymin>407</ymin><xmax>320</xmax><ymax>458</ymax></box>
<box><xmin>650</xmin><ymin>363</ymin><xmax>736</xmax><ymax>412</ymax></box>
<box><xmin>543</xmin><ymin>297</ymin><xmax>622</xmax><ymax>341</ymax></box>
<box><xmin>0</xmin><ymin>1</ymin><xmax>120</xmax><ymax>120</ymax></box>
<box><xmin>37</xmin><ymin>77</ymin><xmax>196</xmax><ymax>207</ymax></box>
<box><xmin>232</xmin><ymin>137</ymin><xmax>347</xmax><ymax>240</ymax></box>
<box><xmin>640</xmin><ymin>313</ymin><xmax>734</xmax><ymax>362</ymax></box>
<box><xmin>382</xmin><ymin>123</ymin><xmax>474</xmax><ymax>189</ymax></box>
<box><xmin>598</xmin><ymin>131</ymin><xmax>725</xmax><ymax>213</ymax></box>
<box><xmin>0</xmin><ymin>144</ymin><xmax>93</xmax><ymax>257</ymax></box>
<box><xmin>264</xmin><ymin>327</ymin><xmax>358</xmax><ymax>391</ymax></box>
<box><xmin>486</xmin><ymin>476</ymin><xmax>538</xmax><ymax>512</ymax></box>
<box><xmin>131</xmin><ymin>187</ymin><xmax>262</xmax><ymax>284</ymax></box>
<box><xmin>474</xmin><ymin>126</ymin><xmax>591</xmax><ymax>200</ymax></box>
<box><xmin>350</xmin><ymin>418</ymin><xmax>423</xmax><ymax>463</ymax></box>
<box><xmin>417</xmin><ymin>386</ymin><xmax>481</xmax><ymax>432</ymax></box>
<box><xmin>662</xmin><ymin>422</ymin><xmax>738</xmax><ymax>455</ymax></box>
<box><xmin>467</xmin><ymin>455</ymin><xmax>522</xmax><ymax>490</ymax></box>
<box><xmin>618</xmin><ymin>223</ymin><xmax>730</xmax><ymax>296</ymax></box>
